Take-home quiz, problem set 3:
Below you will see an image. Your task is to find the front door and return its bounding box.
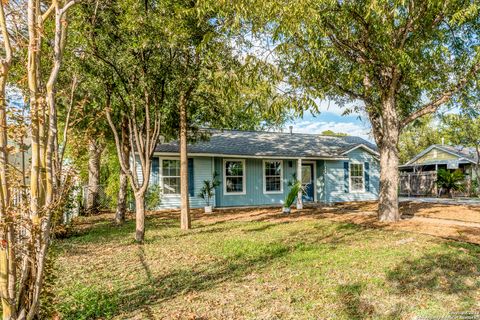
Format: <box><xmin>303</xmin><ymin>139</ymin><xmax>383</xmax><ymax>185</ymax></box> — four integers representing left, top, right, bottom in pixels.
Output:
<box><xmin>301</xmin><ymin>163</ymin><xmax>314</xmax><ymax>202</ymax></box>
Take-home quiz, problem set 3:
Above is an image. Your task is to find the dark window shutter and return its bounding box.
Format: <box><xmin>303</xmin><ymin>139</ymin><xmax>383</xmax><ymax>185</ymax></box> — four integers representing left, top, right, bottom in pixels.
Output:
<box><xmin>344</xmin><ymin>162</ymin><xmax>349</xmax><ymax>193</ymax></box>
<box><xmin>364</xmin><ymin>162</ymin><xmax>370</xmax><ymax>192</ymax></box>
<box><xmin>151</xmin><ymin>157</ymin><xmax>159</xmax><ymax>186</ymax></box>
<box><xmin>188</xmin><ymin>158</ymin><xmax>194</xmax><ymax>197</ymax></box>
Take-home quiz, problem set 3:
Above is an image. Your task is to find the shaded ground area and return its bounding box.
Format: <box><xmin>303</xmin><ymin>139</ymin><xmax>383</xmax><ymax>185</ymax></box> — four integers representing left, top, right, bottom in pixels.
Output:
<box><xmin>50</xmin><ymin>203</ymin><xmax>480</xmax><ymax>319</ymax></box>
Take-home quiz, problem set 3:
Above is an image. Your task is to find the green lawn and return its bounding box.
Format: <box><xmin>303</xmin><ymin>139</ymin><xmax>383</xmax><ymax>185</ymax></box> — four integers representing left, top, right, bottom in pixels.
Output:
<box><xmin>49</xmin><ymin>210</ymin><xmax>480</xmax><ymax>319</ymax></box>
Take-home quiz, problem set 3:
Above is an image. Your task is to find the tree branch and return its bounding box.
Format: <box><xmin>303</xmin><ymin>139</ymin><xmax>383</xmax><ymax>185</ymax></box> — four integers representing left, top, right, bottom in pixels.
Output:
<box><xmin>402</xmin><ymin>61</ymin><xmax>480</xmax><ymax>126</ymax></box>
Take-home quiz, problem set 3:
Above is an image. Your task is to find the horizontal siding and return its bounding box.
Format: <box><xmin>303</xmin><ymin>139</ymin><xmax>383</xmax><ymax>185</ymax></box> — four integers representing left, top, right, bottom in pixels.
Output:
<box><xmin>142</xmin><ymin>148</ymin><xmax>380</xmax><ymax>208</ymax></box>
<box><xmin>326</xmin><ymin>149</ymin><xmax>379</xmax><ymax>203</ymax></box>
<box><xmin>413</xmin><ymin>148</ymin><xmax>458</xmax><ymax>164</ymax></box>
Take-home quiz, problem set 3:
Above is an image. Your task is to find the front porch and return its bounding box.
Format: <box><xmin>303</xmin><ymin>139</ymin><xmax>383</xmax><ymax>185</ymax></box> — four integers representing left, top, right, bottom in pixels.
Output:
<box><xmin>399</xmin><ymin>162</ymin><xmax>474</xmax><ymax>197</ymax></box>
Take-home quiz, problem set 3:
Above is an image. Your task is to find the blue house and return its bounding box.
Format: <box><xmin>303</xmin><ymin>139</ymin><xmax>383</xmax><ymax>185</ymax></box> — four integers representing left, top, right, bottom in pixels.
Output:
<box><xmin>146</xmin><ymin>130</ymin><xmax>380</xmax><ymax>209</ymax></box>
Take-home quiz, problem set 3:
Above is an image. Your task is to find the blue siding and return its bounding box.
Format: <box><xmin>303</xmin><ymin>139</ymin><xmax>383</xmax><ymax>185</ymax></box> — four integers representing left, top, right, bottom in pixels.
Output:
<box><xmin>144</xmin><ymin>148</ymin><xmax>379</xmax><ymax>208</ymax></box>
<box><xmin>324</xmin><ymin>149</ymin><xmax>379</xmax><ymax>203</ymax></box>
<box><xmin>316</xmin><ymin>160</ymin><xmax>326</xmax><ymax>202</ymax></box>
<box><xmin>152</xmin><ymin>156</ymin><xmax>215</xmax><ymax>209</ymax></box>
<box><xmin>214</xmin><ymin>158</ymin><xmax>297</xmax><ymax>207</ymax></box>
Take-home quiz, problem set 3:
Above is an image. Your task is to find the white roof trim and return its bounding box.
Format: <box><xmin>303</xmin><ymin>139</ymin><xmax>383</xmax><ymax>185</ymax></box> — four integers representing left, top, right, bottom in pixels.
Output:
<box><xmin>341</xmin><ymin>144</ymin><xmax>379</xmax><ymax>157</ymax></box>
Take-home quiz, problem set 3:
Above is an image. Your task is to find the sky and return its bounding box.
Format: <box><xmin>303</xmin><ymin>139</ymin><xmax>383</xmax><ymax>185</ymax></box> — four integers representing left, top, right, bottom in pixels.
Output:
<box><xmin>285</xmin><ymin>100</ymin><xmax>374</xmax><ymax>141</ymax></box>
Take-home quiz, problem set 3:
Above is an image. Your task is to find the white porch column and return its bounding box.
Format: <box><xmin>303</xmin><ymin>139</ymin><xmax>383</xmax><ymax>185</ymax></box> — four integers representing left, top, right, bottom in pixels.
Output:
<box><xmin>297</xmin><ymin>158</ymin><xmax>303</xmax><ymax>210</ymax></box>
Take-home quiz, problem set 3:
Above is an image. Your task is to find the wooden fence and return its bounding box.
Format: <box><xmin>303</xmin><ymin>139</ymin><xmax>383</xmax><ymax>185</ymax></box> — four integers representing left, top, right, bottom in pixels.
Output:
<box><xmin>399</xmin><ymin>171</ymin><xmax>437</xmax><ymax>197</ymax></box>
<box><xmin>400</xmin><ymin>171</ymin><xmax>473</xmax><ymax>197</ymax></box>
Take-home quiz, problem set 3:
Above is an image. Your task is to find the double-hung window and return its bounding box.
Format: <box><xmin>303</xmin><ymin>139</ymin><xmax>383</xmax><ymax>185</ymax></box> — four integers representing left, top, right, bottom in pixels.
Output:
<box><xmin>264</xmin><ymin>160</ymin><xmax>283</xmax><ymax>193</ymax></box>
<box><xmin>350</xmin><ymin>163</ymin><xmax>364</xmax><ymax>192</ymax></box>
<box><xmin>162</xmin><ymin>159</ymin><xmax>180</xmax><ymax>195</ymax></box>
<box><xmin>224</xmin><ymin>160</ymin><xmax>245</xmax><ymax>194</ymax></box>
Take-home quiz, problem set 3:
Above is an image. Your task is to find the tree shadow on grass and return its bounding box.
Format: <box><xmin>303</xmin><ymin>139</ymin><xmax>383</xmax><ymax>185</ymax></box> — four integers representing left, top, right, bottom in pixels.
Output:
<box><xmin>386</xmin><ymin>242</ymin><xmax>480</xmax><ymax>298</ymax></box>
<box><xmin>336</xmin><ymin>283</ymin><xmax>375</xmax><ymax>320</ymax></box>
<box><xmin>58</xmin><ymin>222</ymin><xmax>365</xmax><ymax>319</ymax></box>
<box><xmin>110</xmin><ymin>242</ymin><xmax>291</xmax><ymax>318</ymax></box>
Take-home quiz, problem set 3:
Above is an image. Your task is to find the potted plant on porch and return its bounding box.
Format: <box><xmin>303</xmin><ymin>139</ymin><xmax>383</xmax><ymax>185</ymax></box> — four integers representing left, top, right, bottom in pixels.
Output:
<box><xmin>199</xmin><ymin>172</ymin><xmax>220</xmax><ymax>213</ymax></box>
<box><xmin>283</xmin><ymin>179</ymin><xmax>304</xmax><ymax>214</ymax></box>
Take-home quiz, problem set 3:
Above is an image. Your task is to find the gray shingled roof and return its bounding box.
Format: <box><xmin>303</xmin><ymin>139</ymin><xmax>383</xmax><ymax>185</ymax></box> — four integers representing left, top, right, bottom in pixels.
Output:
<box><xmin>155</xmin><ymin>130</ymin><xmax>377</xmax><ymax>158</ymax></box>
<box><xmin>401</xmin><ymin>144</ymin><xmax>479</xmax><ymax>167</ymax></box>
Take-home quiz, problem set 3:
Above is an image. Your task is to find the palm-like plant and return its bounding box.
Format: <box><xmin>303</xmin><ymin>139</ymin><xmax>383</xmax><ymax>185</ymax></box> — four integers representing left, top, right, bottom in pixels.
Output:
<box><xmin>284</xmin><ymin>180</ymin><xmax>303</xmax><ymax>208</ymax></box>
<box><xmin>199</xmin><ymin>172</ymin><xmax>220</xmax><ymax>207</ymax></box>
<box><xmin>436</xmin><ymin>169</ymin><xmax>465</xmax><ymax>197</ymax></box>
<box><xmin>283</xmin><ymin>174</ymin><xmax>306</xmax><ymax>213</ymax></box>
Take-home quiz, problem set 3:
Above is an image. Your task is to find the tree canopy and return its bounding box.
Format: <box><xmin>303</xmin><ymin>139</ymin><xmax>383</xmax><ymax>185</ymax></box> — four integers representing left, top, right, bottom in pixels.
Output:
<box><xmin>221</xmin><ymin>0</ymin><xmax>480</xmax><ymax>220</ymax></box>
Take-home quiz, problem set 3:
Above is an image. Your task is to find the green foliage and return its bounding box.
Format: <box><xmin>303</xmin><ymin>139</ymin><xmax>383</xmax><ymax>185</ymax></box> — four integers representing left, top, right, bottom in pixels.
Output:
<box><xmin>441</xmin><ymin>112</ymin><xmax>480</xmax><ymax>149</ymax></box>
<box><xmin>437</xmin><ymin>169</ymin><xmax>465</xmax><ymax>197</ymax></box>
<box><xmin>100</xmin><ymin>143</ymin><xmax>124</xmax><ymax>208</ymax></box>
<box><xmin>321</xmin><ymin>130</ymin><xmax>348</xmax><ymax>137</ymax></box>
<box><xmin>198</xmin><ymin>172</ymin><xmax>221</xmax><ymax>206</ymax></box>
<box><xmin>284</xmin><ymin>180</ymin><xmax>303</xmax><ymax>208</ymax></box>
<box><xmin>55</xmin><ymin>284</ymin><xmax>121</xmax><ymax>320</ymax></box>
<box><xmin>399</xmin><ymin>115</ymin><xmax>444</xmax><ymax>164</ymax></box>
<box><xmin>145</xmin><ymin>185</ymin><xmax>162</xmax><ymax>211</ymax></box>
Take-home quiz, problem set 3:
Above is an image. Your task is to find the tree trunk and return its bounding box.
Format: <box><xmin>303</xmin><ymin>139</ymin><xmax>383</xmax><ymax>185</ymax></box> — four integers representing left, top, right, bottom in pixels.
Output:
<box><xmin>86</xmin><ymin>139</ymin><xmax>103</xmax><ymax>214</ymax></box>
<box><xmin>115</xmin><ymin>171</ymin><xmax>128</xmax><ymax>224</ymax></box>
<box><xmin>378</xmin><ymin>143</ymin><xmax>400</xmax><ymax>221</ymax></box>
<box><xmin>179</xmin><ymin>93</ymin><xmax>191</xmax><ymax>230</ymax></box>
<box><xmin>115</xmin><ymin>145</ymin><xmax>129</xmax><ymax>224</ymax></box>
<box><xmin>377</xmin><ymin>95</ymin><xmax>401</xmax><ymax>222</ymax></box>
<box><xmin>134</xmin><ymin>193</ymin><xmax>145</xmax><ymax>243</ymax></box>
<box><xmin>116</xmin><ymin>123</ymin><xmax>130</xmax><ymax>224</ymax></box>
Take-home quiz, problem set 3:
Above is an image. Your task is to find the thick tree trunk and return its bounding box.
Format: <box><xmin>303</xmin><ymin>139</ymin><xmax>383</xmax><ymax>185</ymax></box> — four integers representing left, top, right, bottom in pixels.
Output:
<box><xmin>134</xmin><ymin>193</ymin><xmax>145</xmax><ymax>243</ymax></box>
<box><xmin>179</xmin><ymin>94</ymin><xmax>190</xmax><ymax>230</ymax></box>
<box><xmin>378</xmin><ymin>143</ymin><xmax>400</xmax><ymax>221</ymax></box>
<box><xmin>86</xmin><ymin>139</ymin><xmax>103</xmax><ymax>214</ymax></box>
<box><xmin>377</xmin><ymin>94</ymin><xmax>401</xmax><ymax>222</ymax></box>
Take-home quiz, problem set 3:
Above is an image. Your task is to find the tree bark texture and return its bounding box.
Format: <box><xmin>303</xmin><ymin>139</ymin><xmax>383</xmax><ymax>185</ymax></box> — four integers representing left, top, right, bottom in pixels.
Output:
<box><xmin>86</xmin><ymin>139</ymin><xmax>103</xmax><ymax>214</ymax></box>
<box><xmin>377</xmin><ymin>95</ymin><xmax>400</xmax><ymax>222</ymax></box>
<box><xmin>134</xmin><ymin>193</ymin><xmax>145</xmax><ymax>243</ymax></box>
<box><xmin>179</xmin><ymin>93</ymin><xmax>191</xmax><ymax>230</ymax></box>
<box><xmin>115</xmin><ymin>143</ymin><xmax>130</xmax><ymax>224</ymax></box>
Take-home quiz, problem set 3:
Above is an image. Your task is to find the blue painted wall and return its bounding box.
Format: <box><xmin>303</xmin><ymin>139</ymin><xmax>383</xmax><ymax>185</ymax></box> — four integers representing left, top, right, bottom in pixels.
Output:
<box><xmin>145</xmin><ymin>148</ymin><xmax>379</xmax><ymax>209</ymax></box>
<box><xmin>141</xmin><ymin>156</ymin><xmax>215</xmax><ymax>209</ymax></box>
<box><xmin>214</xmin><ymin>158</ymin><xmax>298</xmax><ymax>207</ymax></box>
<box><xmin>324</xmin><ymin>149</ymin><xmax>380</xmax><ymax>203</ymax></box>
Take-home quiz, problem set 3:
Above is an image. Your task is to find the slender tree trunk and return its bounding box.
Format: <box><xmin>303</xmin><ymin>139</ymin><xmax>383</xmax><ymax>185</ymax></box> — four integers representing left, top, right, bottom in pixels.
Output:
<box><xmin>0</xmin><ymin>71</ymin><xmax>14</xmax><ymax>320</ymax></box>
<box><xmin>115</xmin><ymin>145</ymin><xmax>129</xmax><ymax>224</ymax></box>
<box><xmin>378</xmin><ymin>95</ymin><xmax>400</xmax><ymax>222</ymax></box>
<box><xmin>86</xmin><ymin>139</ymin><xmax>103</xmax><ymax>214</ymax></box>
<box><xmin>134</xmin><ymin>193</ymin><xmax>145</xmax><ymax>243</ymax></box>
<box><xmin>179</xmin><ymin>93</ymin><xmax>190</xmax><ymax>230</ymax></box>
<box><xmin>475</xmin><ymin>147</ymin><xmax>480</xmax><ymax>195</ymax></box>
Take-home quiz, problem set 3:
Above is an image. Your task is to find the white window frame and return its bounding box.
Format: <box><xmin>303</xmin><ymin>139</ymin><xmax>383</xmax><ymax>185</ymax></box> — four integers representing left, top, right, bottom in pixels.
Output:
<box><xmin>349</xmin><ymin>162</ymin><xmax>365</xmax><ymax>193</ymax></box>
<box><xmin>223</xmin><ymin>159</ymin><xmax>246</xmax><ymax>195</ymax></box>
<box><xmin>161</xmin><ymin>157</ymin><xmax>181</xmax><ymax>196</ymax></box>
<box><xmin>263</xmin><ymin>160</ymin><xmax>283</xmax><ymax>194</ymax></box>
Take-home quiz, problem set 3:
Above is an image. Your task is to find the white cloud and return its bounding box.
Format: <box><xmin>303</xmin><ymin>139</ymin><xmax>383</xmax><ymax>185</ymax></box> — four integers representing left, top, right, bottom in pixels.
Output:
<box><xmin>291</xmin><ymin>119</ymin><xmax>373</xmax><ymax>141</ymax></box>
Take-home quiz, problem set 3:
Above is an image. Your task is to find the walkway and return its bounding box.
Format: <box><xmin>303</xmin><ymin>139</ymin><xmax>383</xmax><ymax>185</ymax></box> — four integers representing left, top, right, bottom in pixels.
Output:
<box><xmin>399</xmin><ymin>197</ymin><xmax>480</xmax><ymax>206</ymax></box>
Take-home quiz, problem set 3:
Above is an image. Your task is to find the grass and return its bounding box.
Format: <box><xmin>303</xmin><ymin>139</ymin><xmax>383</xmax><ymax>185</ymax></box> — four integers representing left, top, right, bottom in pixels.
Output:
<box><xmin>49</xmin><ymin>209</ymin><xmax>480</xmax><ymax>319</ymax></box>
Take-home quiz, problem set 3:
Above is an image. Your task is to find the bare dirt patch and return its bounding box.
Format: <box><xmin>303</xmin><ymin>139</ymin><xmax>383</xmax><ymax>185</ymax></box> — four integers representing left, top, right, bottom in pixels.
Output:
<box><xmin>178</xmin><ymin>202</ymin><xmax>480</xmax><ymax>245</ymax></box>
<box><xmin>80</xmin><ymin>202</ymin><xmax>480</xmax><ymax>245</ymax></box>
